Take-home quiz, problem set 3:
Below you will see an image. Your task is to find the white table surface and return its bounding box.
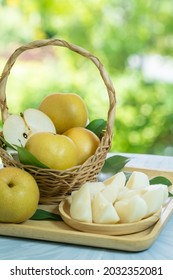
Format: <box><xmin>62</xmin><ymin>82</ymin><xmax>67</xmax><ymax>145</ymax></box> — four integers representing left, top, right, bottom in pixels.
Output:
<box><xmin>0</xmin><ymin>153</ymin><xmax>173</xmax><ymax>260</ymax></box>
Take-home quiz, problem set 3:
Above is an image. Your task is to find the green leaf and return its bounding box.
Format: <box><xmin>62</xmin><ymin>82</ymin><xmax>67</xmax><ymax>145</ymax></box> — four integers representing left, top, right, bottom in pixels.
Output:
<box><xmin>0</xmin><ymin>136</ymin><xmax>17</xmax><ymax>150</ymax></box>
<box><xmin>30</xmin><ymin>209</ymin><xmax>62</xmax><ymax>221</ymax></box>
<box><xmin>150</xmin><ymin>176</ymin><xmax>172</xmax><ymax>187</ymax></box>
<box><xmin>86</xmin><ymin>119</ymin><xmax>107</xmax><ymax>138</ymax></box>
<box><xmin>101</xmin><ymin>155</ymin><xmax>130</xmax><ymax>174</ymax></box>
<box><xmin>15</xmin><ymin>145</ymin><xmax>49</xmax><ymax>168</ymax></box>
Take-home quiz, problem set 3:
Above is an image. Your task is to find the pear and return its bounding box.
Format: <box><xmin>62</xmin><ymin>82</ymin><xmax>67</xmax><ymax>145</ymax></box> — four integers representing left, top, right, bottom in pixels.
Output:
<box><xmin>117</xmin><ymin>187</ymin><xmax>146</xmax><ymax>201</ymax></box>
<box><xmin>142</xmin><ymin>184</ymin><xmax>168</xmax><ymax>217</ymax></box>
<box><xmin>92</xmin><ymin>192</ymin><xmax>120</xmax><ymax>224</ymax></box>
<box><xmin>3</xmin><ymin>108</ymin><xmax>56</xmax><ymax>146</ymax></box>
<box><xmin>160</xmin><ymin>184</ymin><xmax>169</xmax><ymax>203</ymax></box>
<box><xmin>118</xmin><ymin>187</ymin><xmax>138</xmax><ymax>200</ymax></box>
<box><xmin>102</xmin><ymin>172</ymin><xmax>126</xmax><ymax>203</ymax></box>
<box><xmin>70</xmin><ymin>185</ymin><xmax>92</xmax><ymax>223</ymax></box>
<box><xmin>114</xmin><ymin>195</ymin><xmax>148</xmax><ymax>223</ymax></box>
<box><xmin>126</xmin><ymin>171</ymin><xmax>149</xmax><ymax>189</ymax></box>
<box><xmin>82</xmin><ymin>181</ymin><xmax>105</xmax><ymax>199</ymax></box>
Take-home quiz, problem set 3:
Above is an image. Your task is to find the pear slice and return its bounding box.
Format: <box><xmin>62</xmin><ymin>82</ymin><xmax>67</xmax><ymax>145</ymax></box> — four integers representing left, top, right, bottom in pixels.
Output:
<box><xmin>102</xmin><ymin>172</ymin><xmax>126</xmax><ymax>203</ymax></box>
<box><xmin>69</xmin><ymin>181</ymin><xmax>105</xmax><ymax>205</ymax></box>
<box><xmin>126</xmin><ymin>171</ymin><xmax>149</xmax><ymax>189</ymax></box>
<box><xmin>142</xmin><ymin>184</ymin><xmax>168</xmax><ymax>217</ymax></box>
<box><xmin>117</xmin><ymin>187</ymin><xmax>146</xmax><ymax>201</ymax></box>
<box><xmin>117</xmin><ymin>187</ymin><xmax>138</xmax><ymax>200</ymax></box>
<box><xmin>160</xmin><ymin>184</ymin><xmax>169</xmax><ymax>204</ymax></box>
<box><xmin>114</xmin><ymin>195</ymin><xmax>148</xmax><ymax>223</ymax></box>
<box><xmin>92</xmin><ymin>192</ymin><xmax>120</xmax><ymax>224</ymax></box>
<box><xmin>70</xmin><ymin>185</ymin><xmax>92</xmax><ymax>223</ymax></box>
<box><xmin>82</xmin><ymin>181</ymin><xmax>105</xmax><ymax>199</ymax></box>
<box><xmin>3</xmin><ymin>115</ymin><xmax>29</xmax><ymax>146</ymax></box>
<box><xmin>24</xmin><ymin>108</ymin><xmax>56</xmax><ymax>134</ymax></box>
<box><xmin>3</xmin><ymin>108</ymin><xmax>56</xmax><ymax>146</ymax></box>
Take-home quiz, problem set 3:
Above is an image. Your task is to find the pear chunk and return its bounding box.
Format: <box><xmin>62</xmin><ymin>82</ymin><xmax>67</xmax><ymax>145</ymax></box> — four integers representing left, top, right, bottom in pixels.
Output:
<box><xmin>3</xmin><ymin>108</ymin><xmax>56</xmax><ymax>146</ymax></box>
<box><xmin>70</xmin><ymin>185</ymin><xmax>92</xmax><ymax>223</ymax></box>
<box><xmin>117</xmin><ymin>188</ymin><xmax>133</xmax><ymax>200</ymax></box>
<box><xmin>92</xmin><ymin>192</ymin><xmax>120</xmax><ymax>224</ymax></box>
<box><xmin>126</xmin><ymin>171</ymin><xmax>149</xmax><ymax>189</ymax></box>
<box><xmin>81</xmin><ymin>181</ymin><xmax>105</xmax><ymax>199</ymax></box>
<box><xmin>102</xmin><ymin>172</ymin><xmax>126</xmax><ymax>203</ymax></box>
<box><xmin>114</xmin><ymin>195</ymin><xmax>148</xmax><ymax>223</ymax></box>
<box><xmin>142</xmin><ymin>184</ymin><xmax>168</xmax><ymax>217</ymax></box>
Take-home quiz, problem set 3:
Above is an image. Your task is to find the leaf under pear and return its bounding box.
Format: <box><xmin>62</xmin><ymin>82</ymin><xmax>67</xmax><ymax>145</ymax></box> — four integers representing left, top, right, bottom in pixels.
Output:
<box><xmin>30</xmin><ymin>209</ymin><xmax>62</xmax><ymax>221</ymax></box>
<box><xmin>15</xmin><ymin>145</ymin><xmax>49</xmax><ymax>169</ymax></box>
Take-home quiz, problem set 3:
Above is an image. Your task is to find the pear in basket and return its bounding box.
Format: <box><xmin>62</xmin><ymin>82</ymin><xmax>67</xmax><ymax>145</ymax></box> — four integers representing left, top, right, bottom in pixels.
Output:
<box><xmin>39</xmin><ymin>93</ymin><xmax>88</xmax><ymax>134</ymax></box>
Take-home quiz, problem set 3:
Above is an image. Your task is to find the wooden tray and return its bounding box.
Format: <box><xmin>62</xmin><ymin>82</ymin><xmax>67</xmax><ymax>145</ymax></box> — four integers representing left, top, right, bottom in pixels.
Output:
<box><xmin>0</xmin><ymin>166</ymin><xmax>173</xmax><ymax>252</ymax></box>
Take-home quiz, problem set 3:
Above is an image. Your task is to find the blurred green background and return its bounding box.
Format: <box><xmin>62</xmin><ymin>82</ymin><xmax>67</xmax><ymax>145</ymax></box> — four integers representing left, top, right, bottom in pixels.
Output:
<box><xmin>0</xmin><ymin>0</ymin><xmax>173</xmax><ymax>155</ymax></box>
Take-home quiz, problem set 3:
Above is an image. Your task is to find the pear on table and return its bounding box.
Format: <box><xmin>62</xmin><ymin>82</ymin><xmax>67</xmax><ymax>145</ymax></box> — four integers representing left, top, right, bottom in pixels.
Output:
<box><xmin>3</xmin><ymin>108</ymin><xmax>56</xmax><ymax>146</ymax></box>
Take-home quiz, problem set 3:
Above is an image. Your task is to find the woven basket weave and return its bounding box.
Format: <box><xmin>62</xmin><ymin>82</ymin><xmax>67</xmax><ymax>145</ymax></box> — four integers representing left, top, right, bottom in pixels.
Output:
<box><xmin>0</xmin><ymin>39</ymin><xmax>116</xmax><ymax>204</ymax></box>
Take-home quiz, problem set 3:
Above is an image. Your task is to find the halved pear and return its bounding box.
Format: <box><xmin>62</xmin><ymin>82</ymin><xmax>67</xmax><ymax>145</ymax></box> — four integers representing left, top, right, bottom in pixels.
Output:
<box><xmin>102</xmin><ymin>172</ymin><xmax>126</xmax><ymax>203</ymax></box>
<box><xmin>142</xmin><ymin>184</ymin><xmax>168</xmax><ymax>217</ymax></box>
<box><xmin>24</xmin><ymin>108</ymin><xmax>56</xmax><ymax>135</ymax></box>
<box><xmin>114</xmin><ymin>195</ymin><xmax>148</xmax><ymax>223</ymax></box>
<box><xmin>3</xmin><ymin>115</ymin><xmax>29</xmax><ymax>146</ymax></box>
<box><xmin>92</xmin><ymin>192</ymin><xmax>120</xmax><ymax>224</ymax></box>
<box><xmin>126</xmin><ymin>171</ymin><xmax>149</xmax><ymax>189</ymax></box>
<box><xmin>70</xmin><ymin>185</ymin><xmax>92</xmax><ymax>223</ymax></box>
<box><xmin>3</xmin><ymin>108</ymin><xmax>56</xmax><ymax>146</ymax></box>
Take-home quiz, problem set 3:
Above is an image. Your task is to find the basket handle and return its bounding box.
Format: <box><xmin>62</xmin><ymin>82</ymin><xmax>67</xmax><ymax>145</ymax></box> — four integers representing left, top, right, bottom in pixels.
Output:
<box><xmin>0</xmin><ymin>39</ymin><xmax>116</xmax><ymax>139</ymax></box>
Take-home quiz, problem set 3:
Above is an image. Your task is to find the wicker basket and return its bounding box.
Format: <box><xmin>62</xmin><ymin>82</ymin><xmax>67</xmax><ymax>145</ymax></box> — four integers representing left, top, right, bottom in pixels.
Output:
<box><xmin>0</xmin><ymin>39</ymin><xmax>116</xmax><ymax>204</ymax></box>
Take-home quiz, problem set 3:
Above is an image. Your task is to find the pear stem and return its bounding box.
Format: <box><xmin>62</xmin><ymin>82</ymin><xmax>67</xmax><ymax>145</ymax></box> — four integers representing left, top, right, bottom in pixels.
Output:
<box><xmin>20</xmin><ymin>112</ymin><xmax>31</xmax><ymax>132</ymax></box>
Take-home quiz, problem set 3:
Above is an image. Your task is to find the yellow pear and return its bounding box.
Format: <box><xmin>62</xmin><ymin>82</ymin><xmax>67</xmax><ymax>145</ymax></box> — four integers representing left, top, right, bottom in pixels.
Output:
<box><xmin>0</xmin><ymin>167</ymin><xmax>39</xmax><ymax>223</ymax></box>
<box><xmin>25</xmin><ymin>132</ymin><xmax>78</xmax><ymax>170</ymax></box>
<box><xmin>39</xmin><ymin>93</ymin><xmax>88</xmax><ymax>134</ymax></box>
